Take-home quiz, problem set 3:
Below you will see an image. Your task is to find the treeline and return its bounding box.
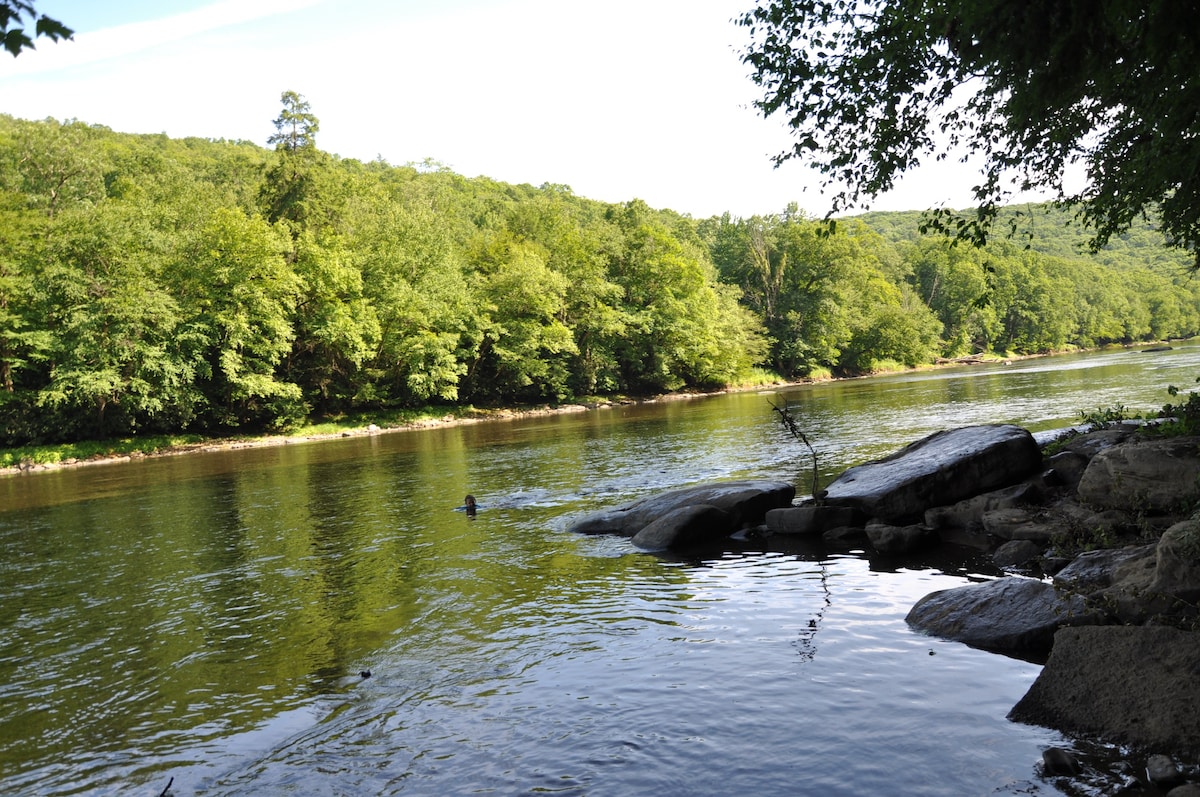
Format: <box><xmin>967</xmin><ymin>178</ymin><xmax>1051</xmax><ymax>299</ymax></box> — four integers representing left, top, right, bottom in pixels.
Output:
<box><xmin>1</xmin><ymin>101</ymin><xmax>1197</xmax><ymax>445</ymax></box>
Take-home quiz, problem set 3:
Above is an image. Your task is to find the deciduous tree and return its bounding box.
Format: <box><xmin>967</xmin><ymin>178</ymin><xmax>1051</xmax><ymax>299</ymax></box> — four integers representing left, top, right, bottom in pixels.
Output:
<box><xmin>740</xmin><ymin>1</ymin><xmax>1200</xmax><ymax>265</ymax></box>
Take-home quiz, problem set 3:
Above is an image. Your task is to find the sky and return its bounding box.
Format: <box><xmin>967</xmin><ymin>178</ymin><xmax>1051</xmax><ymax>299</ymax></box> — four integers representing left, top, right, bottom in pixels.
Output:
<box><xmin>0</xmin><ymin>0</ymin><xmax>1009</xmax><ymax>220</ymax></box>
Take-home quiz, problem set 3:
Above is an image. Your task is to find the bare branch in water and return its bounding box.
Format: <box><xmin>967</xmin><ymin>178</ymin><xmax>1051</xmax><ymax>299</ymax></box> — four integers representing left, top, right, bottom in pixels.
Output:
<box><xmin>769</xmin><ymin>397</ymin><xmax>822</xmax><ymax>501</ymax></box>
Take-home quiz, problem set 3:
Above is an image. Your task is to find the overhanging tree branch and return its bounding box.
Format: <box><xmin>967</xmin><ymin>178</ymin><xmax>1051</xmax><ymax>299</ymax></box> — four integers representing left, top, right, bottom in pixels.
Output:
<box><xmin>739</xmin><ymin>0</ymin><xmax>1200</xmax><ymax>268</ymax></box>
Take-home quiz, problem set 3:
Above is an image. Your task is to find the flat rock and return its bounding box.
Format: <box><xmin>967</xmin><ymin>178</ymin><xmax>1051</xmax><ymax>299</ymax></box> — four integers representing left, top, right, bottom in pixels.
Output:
<box><xmin>823</xmin><ymin>425</ymin><xmax>1042</xmax><ymax>524</ymax></box>
<box><xmin>906</xmin><ymin>576</ymin><xmax>1100</xmax><ymax>659</ymax></box>
<box><xmin>566</xmin><ymin>480</ymin><xmax>795</xmax><ymax>537</ymax></box>
<box><xmin>765</xmin><ymin>505</ymin><xmax>863</xmax><ymax>535</ymax></box>
<box><xmin>1009</xmin><ymin>625</ymin><xmax>1200</xmax><ymax>752</ymax></box>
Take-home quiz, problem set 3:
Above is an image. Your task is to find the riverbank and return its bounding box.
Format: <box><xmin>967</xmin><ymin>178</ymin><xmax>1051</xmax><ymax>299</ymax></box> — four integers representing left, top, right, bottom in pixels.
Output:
<box><xmin>0</xmin><ymin>391</ymin><xmax>737</xmax><ymax>478</ymax></box>
<box><xmin>1</xmin><ymin>340</ymin><xmax>1173</xmax><ymax>479</ymax></box>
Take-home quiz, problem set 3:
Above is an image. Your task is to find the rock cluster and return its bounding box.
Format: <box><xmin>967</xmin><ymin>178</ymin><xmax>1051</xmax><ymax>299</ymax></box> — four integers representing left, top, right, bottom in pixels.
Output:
<box><xmin>566</xmin><ymin>479</ymin><xmax>796</xmax><ymax>550</ymax></box>
<box><xmin>567</xmin><ymin>421</ymin><xmax>1200</xmax><ymax>777</ymax></box>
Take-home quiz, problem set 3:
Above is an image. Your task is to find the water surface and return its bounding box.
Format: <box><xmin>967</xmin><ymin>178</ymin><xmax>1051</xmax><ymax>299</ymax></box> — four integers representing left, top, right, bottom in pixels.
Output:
<box><xmin>2</xmin><ymin>344</ymin><xmax>1197</xmax><ymax>795</ymax></box>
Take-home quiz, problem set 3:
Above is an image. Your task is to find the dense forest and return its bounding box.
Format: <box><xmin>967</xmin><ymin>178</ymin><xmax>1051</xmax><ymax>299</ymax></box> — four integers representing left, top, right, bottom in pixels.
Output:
<box><xmin>1</xmin><ymin>100</ymin><xmax>1197</xmax><ymax>445</ymax></box>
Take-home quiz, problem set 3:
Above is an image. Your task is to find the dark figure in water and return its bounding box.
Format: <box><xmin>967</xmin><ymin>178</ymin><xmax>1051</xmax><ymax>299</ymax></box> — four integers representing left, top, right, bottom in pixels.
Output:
<box><xmin>464</xmin><ymin>494</ymin><xmax>477</xmax><ymax>517</ymax></box>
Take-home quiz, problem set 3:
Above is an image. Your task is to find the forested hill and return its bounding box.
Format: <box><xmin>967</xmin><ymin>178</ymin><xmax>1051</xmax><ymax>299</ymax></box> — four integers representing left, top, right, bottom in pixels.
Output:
<box><xmin>855</xmin><ymin>204</ymin><xmax>1194</xmax><ymax>271</ymax></box>
<box><xmin>1</xmin><ymin>112</ymin><xmax>1197</xmax><ymax>445</ymax></box>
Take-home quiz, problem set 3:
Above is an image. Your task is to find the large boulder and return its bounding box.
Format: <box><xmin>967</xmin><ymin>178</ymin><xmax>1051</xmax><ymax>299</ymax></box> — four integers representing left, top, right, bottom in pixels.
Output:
<box><xmin>905</xmin><ymin>576</ymin><xmax>1100</xmax><ymax>659</ymax></box>
<box><xmin>1009</xmin><ymin>625</ymin><xmax>1200</xmax><ymax>752</ymax></box>
<box><xmin>631</xmin><ymin>504</ymin><xmax>733</xmax><ymax>550</ymax></box>
<box><xmin>1077</xmin><ymin>437</ymin><xmax>1200</xmax><ymax>514</ymax></box>
<box><xmin>822</xmin><ymin>425</ymin><xmax>1042</xmax><ymax>524</ymax></box>
<box><xmin>566</xmin><ymin>480</ymin><xmax>795</xmax><ymax>538</ymax></box>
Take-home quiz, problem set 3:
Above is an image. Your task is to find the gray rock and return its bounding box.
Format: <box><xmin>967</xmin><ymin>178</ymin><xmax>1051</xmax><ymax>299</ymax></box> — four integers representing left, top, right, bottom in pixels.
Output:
<box><xmin>993</xmin><ymin>539</ymin><xmax>1042</xmax><ymax>569</ymax></box>
<box><xmin>1147</xmin><ymin>754</ymin><xmax>1183</xmax><ymax>787</ymax></box>
<box><xmin>1055</xmin><ymin>501</ymin><xmax>1136</xmax><ymax>537</ymax></box>
<box><xmin>1085</xmin><ymin>521</ymin><xmax>1200</xmax><ymax>624</ymax></box>
<box><xmin>1041</xmin><ymin>747</ymin><xmax>1081</xmax><ymax>776</ymax></box>
<box><xmin>906</xmin><ymin>577</ymin><xmax>1099</xmax><ymax>659</ymax></box>
<box><xmin>1043</xmin><ymin>450</ymin><xmax>1090</xmax><ymax>489</ymax></box>
<box><xmin>981</xmin><ymin>507</ymin><xmax>1056</xmax><ymax>542</ymax></box>
<box><xmin>1077</xmin><ymin>437</ymin><xmax>1200</xmax><ymax>514</ymax></box>
<box><xmin>924</xmin><ymin>482</ymin><xmax>1042</xmax><ymax>530</ymax></box>
<box><xmin>631</xmin><ymin>504</ymin><xmax>733</xmax><ymax>550</ymax></box>
<box><xmin>865</xmin><ymin>521</ymin><xmax>938</xmax><ymax>554</ymax></box>
<box><xmin>1055</xmin><ymin>426</ymin><xmax>1137</xmax><ymax>458</ymax></box>
<box><xmin>823</xmin><ymin>424</ymin><xmax>1042</xmax><ymax>524</ymax></box>
<box><xmin>1053</xmin><ymin>545</ymin><xmax>1157</xmax><ymax>591</ymax></box>
<box><xmin>1166</xmin><ymin>784</ymin><xmax>1200</xmax><ymax>797</ymax></box>
<box><xmin>1148</xmin><ymin>519</ymin><xmax>1200</xmax><ymax>601</ymax></box>
<box><xmin>567</xmin><ymin>480</ymin><xmax>796</xmax><ymax>537</ymax></box>
<box><xmin>1009</xmin><ymin>626</ymin><xmax>1200</xmax><ymax>752</ymax></box>
<box><xmin>766</xmin><ymin>505</ymin><xmax>862</xmax><ymax>535</ymax></box>
<box><xmin>822</xmin><ymin>525</ymin><xmax>869</xmax><ymax>546</ymax></box>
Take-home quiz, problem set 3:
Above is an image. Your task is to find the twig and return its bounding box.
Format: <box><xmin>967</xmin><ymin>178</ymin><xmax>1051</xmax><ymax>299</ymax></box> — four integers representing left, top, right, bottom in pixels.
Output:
<box><xmin>158</xmin><ymin>776</ymin><xmax>174</xmax><ymax>797</ymax></box>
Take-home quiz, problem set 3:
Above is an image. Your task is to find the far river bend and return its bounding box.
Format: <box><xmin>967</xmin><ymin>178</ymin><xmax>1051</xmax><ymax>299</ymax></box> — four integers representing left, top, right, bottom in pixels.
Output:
<box><xmin>3</xmin><ymin>343</ymin><xmax>1200</xmax><ymax>796</ymax></box>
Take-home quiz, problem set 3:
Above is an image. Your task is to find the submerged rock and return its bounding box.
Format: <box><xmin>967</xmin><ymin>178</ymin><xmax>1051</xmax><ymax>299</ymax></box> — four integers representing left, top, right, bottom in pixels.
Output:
<box><xmin>822</xmin><ymin>424</ymin><xmax>1042</xmax><ymax>524</ymax></box>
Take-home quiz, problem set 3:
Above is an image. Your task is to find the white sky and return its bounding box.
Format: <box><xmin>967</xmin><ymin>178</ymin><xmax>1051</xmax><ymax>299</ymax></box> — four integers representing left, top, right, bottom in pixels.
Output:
<box><xmin>0</xmin><ymin>0</ymin><xmax>1010</xmax><ymax>219</ymax></box>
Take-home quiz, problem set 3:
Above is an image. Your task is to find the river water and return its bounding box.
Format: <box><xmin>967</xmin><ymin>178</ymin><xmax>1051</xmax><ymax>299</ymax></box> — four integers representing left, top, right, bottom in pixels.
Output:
<box><xmin>3</xmin><ymin>344</ymin><xmax>1199</xmax><ymax>796</ymax></box>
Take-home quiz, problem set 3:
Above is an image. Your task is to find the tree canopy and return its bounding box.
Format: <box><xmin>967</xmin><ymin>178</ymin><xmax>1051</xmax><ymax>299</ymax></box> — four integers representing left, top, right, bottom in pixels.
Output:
<box><xmin>738</xmin><ymin>1</ymin><xmax>1200</xmax><ymax>266</ymax></box>
<box><xmin>0</xmin><ymin>99</ymin><xmax>1194</xmax><ymax>446</ymax></box>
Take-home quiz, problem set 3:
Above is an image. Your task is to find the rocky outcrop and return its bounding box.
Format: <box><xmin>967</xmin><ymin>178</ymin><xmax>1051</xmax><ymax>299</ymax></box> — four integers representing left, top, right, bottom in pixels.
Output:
<box><xmin>566</xmin><ymin>479</ymin><xmax>795</xmax><ymax>548</ymax></box>
<box><xmin>905</xmin><ymin>577</ymin><xmax>1100</xmax><ymax>659</ymax></box>
<box><xmin>570</xmin><ymin>424</ymin><xmax>1200</xmax><ymax>758</ymax></box>
<box><xmin>821</xmin><ymin>424</ymin><xmax>1042</xmax><ymax>523</ymax></box>
<box><xmin>1009</xmin><ymin>626</ymin><xmax>1200</xmax><ymax>752</ymax></box>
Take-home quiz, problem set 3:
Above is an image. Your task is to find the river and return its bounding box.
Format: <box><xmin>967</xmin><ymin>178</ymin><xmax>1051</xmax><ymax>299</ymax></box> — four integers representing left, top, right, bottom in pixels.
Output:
<box><xmin>2</xmin><ymin>343</ymin><xmax>1198</xmax><ymax>796</ymax></box>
